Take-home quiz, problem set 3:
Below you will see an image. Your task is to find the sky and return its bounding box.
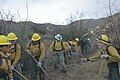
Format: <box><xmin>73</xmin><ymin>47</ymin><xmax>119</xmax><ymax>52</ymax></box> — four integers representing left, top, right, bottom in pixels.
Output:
<box><xmin>0</xmin><ymin>0</ymin><xmax>120</xmax><ymax>25</ymax></box>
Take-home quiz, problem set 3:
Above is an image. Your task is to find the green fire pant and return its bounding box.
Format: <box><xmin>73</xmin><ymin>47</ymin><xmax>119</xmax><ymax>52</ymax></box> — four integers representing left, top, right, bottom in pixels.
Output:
<box><xmin>0</xmin><ymin>70</ymin><xmax>8</xmax><ymax>80</ymax></box>
<box><xmin>29</xmin><ymin>56</ymin><xmax>45</xmax><ymax>80</ymax></box>
<box><xmin>13</xmin><ymin>62</ymin><xmax>22</xmax><ymax>80</ymax></box>
<box><xmin>53</xmin><ymin>51</ymin><xmax>66</xmax><ymax>71</ymax></box>
<box><xmin>108</xmin><ymin>62</ymin><xmax>120</xmax><ymax>80</ymax></box>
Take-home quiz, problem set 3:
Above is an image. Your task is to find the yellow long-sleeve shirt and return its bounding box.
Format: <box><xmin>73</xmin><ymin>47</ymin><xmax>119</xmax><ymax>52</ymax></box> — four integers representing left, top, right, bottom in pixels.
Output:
<box><xmin>50</xmin><ymin>40</ymin><xmax>67</xmax><ymax>52</ymax></box>
<box><xmin>72</xmin><ymin>41</ymin><xmax>78</xmax><ymax>49</ymax></box>
<box><xmin>26</xmin><ymin>42</ymin><xmax>45</xmax><ymax>61</ymax></box>
<box><xmin>89</xmin><ymin>45</ymin><xmax>120</xmax><ymax>63</ymax></box>
<box><xmin>0</xmin><ymin>51</ymin><xmax>9</xmax><ymax>73</ymax></box>
<box><xmin>63</xmin><ymin>42</ymin><xmax>69</xmax><ymax>50</ymax></box>
<box><xmin>0</xmin><ymin>51</ymin><xmax>13</xmax><ymax>79</ymax></box>
<box><xmin>8</xmin><ymin>44</ymin><xmax>21</xmax><ymax>66</ymax></box>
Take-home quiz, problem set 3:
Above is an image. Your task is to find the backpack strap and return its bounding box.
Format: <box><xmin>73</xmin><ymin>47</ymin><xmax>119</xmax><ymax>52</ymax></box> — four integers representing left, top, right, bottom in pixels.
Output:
<box><xmin>29</xmin><ymin>41</ymin><xmax>41</xmax><ymax>49</ymax></box>
<box><xmin>14</xmin><ymin>43</ymin><xmax>17</xmax><ymax>53</ymax></box>
<box><xmin>68</xmin><ymin>41</ymin><xmax>72</xmax><ymax>46</ymax></box>
<box><xmin>0</xmin><ymin>56</ymin><xmax>2</xmax><ymax>66</ymax></box>
<box><xmin>10</xmin><ymin>43</ymin><xmax>17</xmax><ymax>53</ymax></box>
<box><xmin>53</xmin><ymin>41</ymin><xmax>56</xmax><ymax>51</ymax></box>
<box><xmin>61</xmin><ymin>41</ymin><xmax>64</xmax><ymax>50</ymax></box>
<box><xmin>39</xmin><ymin>41</ymin><xmax>41</xmax><ymax>55</ymax></box>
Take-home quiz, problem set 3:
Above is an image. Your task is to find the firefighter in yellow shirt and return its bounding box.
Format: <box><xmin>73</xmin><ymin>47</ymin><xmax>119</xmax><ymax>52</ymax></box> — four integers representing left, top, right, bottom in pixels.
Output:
<box><xmin>0</xmin><ymin>35</ymin><xmax>13</xmax><ymax>80</ymax></box>
<box><xmin>67</xmin><ymin>38</ymin><xmax>79</xmax><ymax>58</ymax></box>
<box><xmin>7</xmin><ymin>32</ymin><xmax>22</xmax><ymax>80</ymax></box>
<box><xmin>82</xmin><ymin>34</ymin><xmax>120</xmax><ymax>80</ymax></box>
<box><xmin>26</xmin><ymin>33</ymin><xmax>45</xmax><ymax>80</ymax></box>
<box><xmin>50</xmin><ymin>34</ymin><xmax>67</xmax><ymax>73</ymax></box>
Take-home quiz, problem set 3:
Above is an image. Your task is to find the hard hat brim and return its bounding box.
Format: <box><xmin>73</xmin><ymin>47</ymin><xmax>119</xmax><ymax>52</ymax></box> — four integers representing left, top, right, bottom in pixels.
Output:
<box><xmin>32</xmin><ymin>37</ymin><xmax>41</xmax><ymax>41</ymax></box>
<box><xmin>99</xmin><ymin>40</ymin><xmax>109</xmax><ymax>45</ymax></box>
<box><xmin>8</xmin><ymin>37</ymin><xmax>18</xmax><ymax>40</ymax></box>
<box><xmin>0</xmin><ymin>43</ymin><xmax>11</xmax><ymax>45</ymax></box>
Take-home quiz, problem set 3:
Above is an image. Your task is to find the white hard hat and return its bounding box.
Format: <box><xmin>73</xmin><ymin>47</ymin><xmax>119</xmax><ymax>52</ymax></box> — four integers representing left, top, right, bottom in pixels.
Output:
<box><xmin>55</xmin><ymin>34</ymin><xmax>62</xmax><ymax>40</ymax></box>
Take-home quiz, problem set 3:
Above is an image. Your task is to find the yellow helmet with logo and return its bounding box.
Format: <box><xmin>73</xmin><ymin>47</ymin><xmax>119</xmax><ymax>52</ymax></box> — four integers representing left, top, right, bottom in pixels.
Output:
<box><xmin>98</xmin><ymin>34</ymin><xmax>109</xmax><ymax>44</ymax></box>
<box><xmin>0</xmin><ymin>35</ymin><xmax>11</xmax><ymax>45</ymax></box>
<box><xmin>31</xmin><ymin>33</ymin><xmax>41</xmax><ymax>41</ymax></box>
<box><xmin>7</xmin><ymin>32</ymin><xmax>18</xmax><ymax>40</ymax></box>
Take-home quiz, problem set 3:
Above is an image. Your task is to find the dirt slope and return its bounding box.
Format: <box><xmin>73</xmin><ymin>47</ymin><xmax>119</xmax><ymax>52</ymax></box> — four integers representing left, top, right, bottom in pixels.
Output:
<box><xmin>45</xmin><ymin>52</ymin><xmax>108</xmax><ymax>80</ymax></box>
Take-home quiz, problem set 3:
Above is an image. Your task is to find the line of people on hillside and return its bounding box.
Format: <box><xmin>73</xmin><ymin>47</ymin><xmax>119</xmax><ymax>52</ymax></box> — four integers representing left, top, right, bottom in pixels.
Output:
<box><xmin>0</xmin><ymin>32</ymin><xmax>81</xmax><ymax>80</ymax></box>
<box><xmin>82</xmin><ymin>34</ymin><xmax>120</xmax><ymax>80</ymax></box>
<box><xmin>0</xmin><ymin>32</ymin><xmax>120</xmax><ymax>80</ymax></box>
<box><xmin>0</xmin><ymin>33</ymin><xmax>21</xmax><ymax>80</ymax></box>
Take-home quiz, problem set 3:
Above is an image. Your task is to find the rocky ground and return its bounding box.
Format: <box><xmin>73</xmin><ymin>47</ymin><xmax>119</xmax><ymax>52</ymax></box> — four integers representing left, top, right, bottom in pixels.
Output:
<box><xmin>22</xmin><ymin>40</ymin><xmax>109</xmax><ymax>80</ymax></box>
<box><xmin>45</xmin><ymin>51</ymin><xmax>108</xmax><ymax>80</ymax></box>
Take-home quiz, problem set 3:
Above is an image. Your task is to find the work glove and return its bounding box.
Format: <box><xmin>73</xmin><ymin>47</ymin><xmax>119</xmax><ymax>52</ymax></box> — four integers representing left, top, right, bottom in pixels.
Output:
<box><xmin>0</xmin><ymin>57</ymin><xmax>2</xmax><ymax>65</ymax></box>
<box><xmin>11</xmin><ymin>65</ymin><xmax>14</xmax><ymax>70</ymax></box>
<box><xmin>37</xmin><ymin>61</ymin><xmax>42</xmax><ymax>67</ymax></box>
<box><xmin>100</xmin><ymin>54</ymin><xmax>109</xmax><ymax>60</ymax></box>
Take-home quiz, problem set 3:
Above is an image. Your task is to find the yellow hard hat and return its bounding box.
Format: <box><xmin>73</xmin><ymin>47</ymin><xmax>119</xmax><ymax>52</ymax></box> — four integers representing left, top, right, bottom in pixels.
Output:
<box><xmin>0</xmin><ymin>35</ymin><xmax>11</xmax><ymax>45</ymax></box>
<box><xmin>98</xmin><ymin>34</ymin><xmax>109</xmax><ymax>44</ymax></box>
<box><xmin>31</xmin><ymin>33</ymin><xmax>41</xmax><ymax>41</ymax></box>
<box><xmin>7</xmin><ymin>32</ymin><xmax>18</xmax><ymax>40</ymax></box>
<box><xmin>75</xmin><ymin>38</ymin><xmax>79</xmax><ymax>42</ymax></box>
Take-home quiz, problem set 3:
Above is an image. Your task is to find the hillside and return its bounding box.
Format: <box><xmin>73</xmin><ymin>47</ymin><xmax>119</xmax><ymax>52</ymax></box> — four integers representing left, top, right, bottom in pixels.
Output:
<box><xmin>0</xmin><ymin>13</ymin><xmax>120</xmax><ymax>80</ymax></box>
<box><xmin>0</xmin><ymin>13</ymin><xmax>119</xmax><ymax>49</ymax></box>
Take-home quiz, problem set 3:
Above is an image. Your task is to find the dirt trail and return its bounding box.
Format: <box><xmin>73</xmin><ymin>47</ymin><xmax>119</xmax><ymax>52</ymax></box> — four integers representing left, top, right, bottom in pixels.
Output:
<box><xmin>44</xmin><ymin>40</ymin><xmax>108</xmax><ymax>80</ymax></box>
<box><xmin>45</xmin><ymin>53</ymin><xmax>108</xmax><ymax>80</ymax></box>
